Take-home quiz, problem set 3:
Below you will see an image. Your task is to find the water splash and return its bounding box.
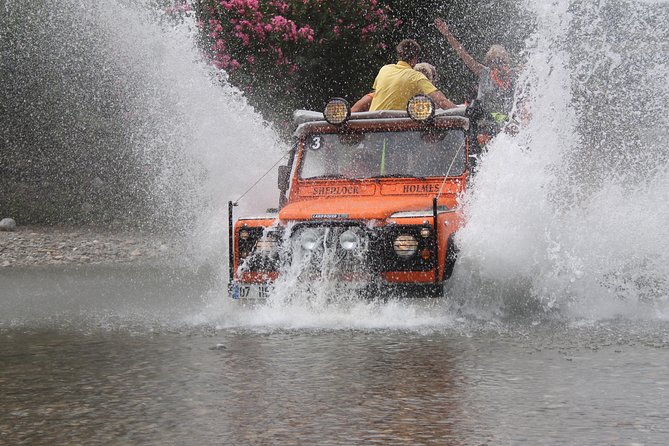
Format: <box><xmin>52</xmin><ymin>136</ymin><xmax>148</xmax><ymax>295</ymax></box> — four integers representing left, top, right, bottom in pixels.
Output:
<box><xmin>453</xmin><ymin>0</ymin><xmax>669</xmax><ymax>320</ymax></box>
<box><xmin>87</xmin><ymin>1</ymin><xmax>287</xmax><ymax>262</ymax></box>
<box><xmin>2</xmin><ymin>0</ymin><xmax>284</xmax><ymax>258</ymax></box>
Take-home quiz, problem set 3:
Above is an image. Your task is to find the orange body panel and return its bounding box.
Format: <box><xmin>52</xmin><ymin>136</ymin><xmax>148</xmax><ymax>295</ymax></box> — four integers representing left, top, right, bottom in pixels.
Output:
<box><xmin>238</xmin><ymin>271</ymin><xmax>279</xmax><ymax>283</ymax></box>
<box><xmin>279</xmin><ymin>190</ymin><xmax>460</xmax><ymax>222</ymax></box>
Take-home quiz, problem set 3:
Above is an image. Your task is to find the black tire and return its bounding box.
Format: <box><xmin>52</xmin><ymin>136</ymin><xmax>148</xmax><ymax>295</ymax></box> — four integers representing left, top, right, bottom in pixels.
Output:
<box><xmin>442</xmin><ymin>234</ymin><xmax>459</xmax><ymax>280</ymax></box>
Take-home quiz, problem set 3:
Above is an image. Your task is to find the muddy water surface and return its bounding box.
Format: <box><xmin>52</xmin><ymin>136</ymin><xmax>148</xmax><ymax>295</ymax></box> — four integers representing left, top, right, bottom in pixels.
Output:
<box><xmin>1</xmin><ymin>267</ymin><xmax>668</xmax><ymax>445</ymax></box>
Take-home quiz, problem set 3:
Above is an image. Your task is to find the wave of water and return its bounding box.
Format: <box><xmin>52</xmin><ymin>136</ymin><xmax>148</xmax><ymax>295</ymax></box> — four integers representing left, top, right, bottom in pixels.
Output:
<box><xmin>453</xmin><ymin>0</ymin><xmax>669</xmax><ymax>320</ymax></box>
<box><xmin>95</xmin><ymin>1</ymin><xmax>287</xmax><ymax>263</ymax></box>
<box><xmin>15</xmin><ymin>0</ymin><xmax>285</xmax><ymax>260</ymax></box>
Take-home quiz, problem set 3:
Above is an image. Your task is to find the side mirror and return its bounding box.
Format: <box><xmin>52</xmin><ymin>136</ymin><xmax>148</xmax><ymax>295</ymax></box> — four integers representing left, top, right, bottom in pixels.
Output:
<box><xmin>278</xmin><ymin>165</ymin><xmax>290</xmax><ymax>191</ymax></box>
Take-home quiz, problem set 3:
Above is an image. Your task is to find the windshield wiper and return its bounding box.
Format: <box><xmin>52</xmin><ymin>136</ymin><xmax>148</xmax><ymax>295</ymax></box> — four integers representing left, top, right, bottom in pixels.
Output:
<box><xmin>369</xmin><ymin>174</ymin><xmax>426</xmax><ymax>180</ymax></box>
<box><xmin>304</xmin><ymin>174</ymin><xmax>355</xmax><ymax>181</ymax></box>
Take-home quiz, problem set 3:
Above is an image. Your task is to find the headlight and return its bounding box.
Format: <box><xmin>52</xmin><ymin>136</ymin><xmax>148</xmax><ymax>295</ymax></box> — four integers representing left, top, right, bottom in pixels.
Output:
<box><xmin>393</xmin><ymin>234</ymin><xmax>419</xmax><ymax>258</ymax></box>
<box><xmin>339</xmin><ymin>229</ymin><xmax>359</xmax><ymax>251</ymax></box>
<box><xmin>255</xmin><ymin>236</ymin><xmax>279</xmax><ymax>256</ymax></box>
<box><xmin>407</xmin><ymin>94</ymin><xmax>435</xmax><ymax>122</ymax></box>
<box><xmin>239</xmin><ymin>229</ymin><xmax>250</xmax><ymax>240</ymax></box>
<box><xmin>420</xmin><ymin>227</ymin><xmax>431</xmax><ymax>238</ymax></box>
<box><xmin>323</xmin><ymin>98</ymin><xmax>351</xmax><ymax>125</ymax></box>
<box><xmin>300</xmin><ymin>230</ymin><xmax>318</xmax><ymax>251</ymax></box>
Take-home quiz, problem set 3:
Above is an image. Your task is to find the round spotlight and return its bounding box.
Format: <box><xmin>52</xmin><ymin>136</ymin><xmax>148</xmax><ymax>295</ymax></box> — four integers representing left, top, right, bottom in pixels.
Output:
<box><xmin>324</xmin><ymin>98</ymin><xmax>351</xmax><ymax>125</ymax></box>
<box><xmin>393</xmin><ymin>234</ymin><xmax>419</xmax><ymax>258</ymax></box>
<box><xmin>339</xmin><ymin>230</ymin><xmax>359</xmax><ymax>251</ymax></box>
<box><xmin>256</xmin><ymin>236</ymin><xmax>279</xmax><ymax>256</ymax></box>
<box><xmin>300</xmin><ymin>230</ymin><xmax>318</xmax><ymax>251</ymax></box>
<box><xmin>420</xmin><ymin>227</ymin><xmax>431</xmax><ymax>238</ymax></box>
<box><xmin>407</xmin><ymin>94</ymin><xmax>435</xmax><ymax>122</ymax></box>
<box><xmin>239</xmin><ymin>229</ymin><xmax>250</xmax><ymax>240</ymax></box>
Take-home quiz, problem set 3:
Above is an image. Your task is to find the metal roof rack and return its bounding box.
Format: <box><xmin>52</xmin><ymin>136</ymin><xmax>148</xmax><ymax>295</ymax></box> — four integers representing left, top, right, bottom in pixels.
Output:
<box><xmin>293</xmin><ymin>106</ymin><xmax>467</xmax><ymax>126</ymax></box>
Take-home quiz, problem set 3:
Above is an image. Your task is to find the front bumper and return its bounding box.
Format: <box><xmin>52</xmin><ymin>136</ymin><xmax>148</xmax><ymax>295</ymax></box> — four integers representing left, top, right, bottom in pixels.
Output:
<box><xmin>235</xmin><ymin>220</ymin><xmax>441</xmax><ymax>285</ymax></box>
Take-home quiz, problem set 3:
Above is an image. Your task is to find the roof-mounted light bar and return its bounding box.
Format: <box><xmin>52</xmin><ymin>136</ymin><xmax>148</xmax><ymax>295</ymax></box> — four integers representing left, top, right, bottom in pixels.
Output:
<box><xmin>407</xmin><ymin>94</ymin><xmax>435</xmax><ymax>122</ymax></box>
<box><xmin>323</xmin><ymin>98</ymin><xmax>351</xmax><ymax>125</ymax></box>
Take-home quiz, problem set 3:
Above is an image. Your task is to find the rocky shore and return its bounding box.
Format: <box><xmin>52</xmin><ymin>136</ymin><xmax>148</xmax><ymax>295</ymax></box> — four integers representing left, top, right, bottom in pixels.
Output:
<box><xmin>0</xmin><ymin>226</ymin><xmax>186</xmax><ymax>268</ymax></box>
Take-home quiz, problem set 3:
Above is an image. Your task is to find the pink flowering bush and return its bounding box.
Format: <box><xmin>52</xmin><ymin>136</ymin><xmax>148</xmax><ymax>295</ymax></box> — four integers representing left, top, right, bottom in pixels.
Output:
<box><xmin>195</xmin><ymin>0</ymin><xmax>397</xmax><ymax>127</ymax></box>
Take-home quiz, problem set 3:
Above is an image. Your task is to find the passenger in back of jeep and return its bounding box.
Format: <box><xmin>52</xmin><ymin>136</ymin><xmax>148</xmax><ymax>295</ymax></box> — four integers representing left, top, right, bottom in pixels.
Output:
<box><xmin>351</xmin><ymin>61</ymin><xmax>440</xmax><ymax>113</ymax></box>
<box><xmin>351</xmin><ymin>39</ymin><xmax>455</xmax><ymax>113</ymax></box>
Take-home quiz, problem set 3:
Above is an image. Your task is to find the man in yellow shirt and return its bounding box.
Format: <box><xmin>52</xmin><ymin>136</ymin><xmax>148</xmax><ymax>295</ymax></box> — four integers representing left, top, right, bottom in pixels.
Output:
<box><xmin>369</xmin><ymin>39</ymin><xmax>456</xmax><ymax>111</ymax></box>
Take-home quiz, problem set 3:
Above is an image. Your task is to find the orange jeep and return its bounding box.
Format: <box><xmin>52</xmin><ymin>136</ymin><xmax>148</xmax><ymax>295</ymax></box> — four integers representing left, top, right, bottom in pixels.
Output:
<box><xmin>228</xmin><ymin>96</ymin><xmax>470</xmax><ymax>298</ymax></box>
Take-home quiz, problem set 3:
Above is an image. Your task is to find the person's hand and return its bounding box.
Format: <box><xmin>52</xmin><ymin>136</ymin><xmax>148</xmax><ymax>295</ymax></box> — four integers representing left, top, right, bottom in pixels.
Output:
<box><xmin>434</xmin><ymin>17</ymin><xmax>449</xmax><ymax>35</ymax></box>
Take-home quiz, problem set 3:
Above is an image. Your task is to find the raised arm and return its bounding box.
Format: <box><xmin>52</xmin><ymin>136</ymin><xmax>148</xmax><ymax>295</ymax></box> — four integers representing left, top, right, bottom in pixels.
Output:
<box><xmin>434</xmin><ymin>17</ymin><xmax>485</xmax><ymax>77</ymax></box>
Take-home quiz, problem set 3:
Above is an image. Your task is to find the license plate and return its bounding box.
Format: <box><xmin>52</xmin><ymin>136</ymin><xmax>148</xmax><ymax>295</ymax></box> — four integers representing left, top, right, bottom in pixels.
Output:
<box><xmin>230</xmin><ymin>282</ymin><xmax>271</xmax><ymax>300</ymax></box>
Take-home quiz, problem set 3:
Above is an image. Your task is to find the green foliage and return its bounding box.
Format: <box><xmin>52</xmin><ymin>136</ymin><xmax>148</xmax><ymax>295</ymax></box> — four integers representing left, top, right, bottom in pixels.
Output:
<box><xmin>195</xmin><ymin>0</ymin><xmax>533</xmax><ymax>124</ymax></box>
<box><xmin>195</xmin><ymin>0</ymin><xmax>396</xmax><ymax>129</ymax></box>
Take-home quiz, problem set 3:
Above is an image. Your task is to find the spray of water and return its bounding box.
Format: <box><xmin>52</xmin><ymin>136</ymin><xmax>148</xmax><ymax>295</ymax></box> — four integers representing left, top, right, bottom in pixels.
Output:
<box><xmin>2</xmin><ymin>0</ymin><xmax>285</xmax><ymax>257</ymax></box>
<box><xmin>452</xmin><ymin>0</ymin><xmax>669</xmax><ymax>320</ymax></box>
<box><xmin>84</xmin><ymin>1</ymin><xmax>287</xmax><ymax>262</ymax></box>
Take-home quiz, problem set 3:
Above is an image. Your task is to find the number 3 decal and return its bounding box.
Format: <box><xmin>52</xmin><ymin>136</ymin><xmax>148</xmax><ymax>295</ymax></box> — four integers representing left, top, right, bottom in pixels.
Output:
<box><xmin>310</xmin><ymin>136</ymin><xmax>322</xmax><ymax>150</ymax></box>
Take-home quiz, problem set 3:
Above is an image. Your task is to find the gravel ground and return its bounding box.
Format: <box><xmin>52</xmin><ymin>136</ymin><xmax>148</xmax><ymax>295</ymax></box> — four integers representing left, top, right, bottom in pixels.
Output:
<box><xmin>0</xmin><ymin>226</ymin><xmax>187</xmax><ymax>268</ymax></box>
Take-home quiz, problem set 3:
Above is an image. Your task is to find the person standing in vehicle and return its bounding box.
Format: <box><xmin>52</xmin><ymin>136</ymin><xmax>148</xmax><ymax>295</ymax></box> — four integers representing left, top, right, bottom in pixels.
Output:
<box><xmin>351</xmin><ymin>61</ymin><xmax>440</xmax><ymax>113</ymax></box>
<box><xmin>435</xmin><ymin>17</ymin><xmax>519</xmax><ymax>143</ymax></box>
<box><xmin>367</xmin><ymin>39</ymin><xmax>456</xmax><ymax>112</ymax></box>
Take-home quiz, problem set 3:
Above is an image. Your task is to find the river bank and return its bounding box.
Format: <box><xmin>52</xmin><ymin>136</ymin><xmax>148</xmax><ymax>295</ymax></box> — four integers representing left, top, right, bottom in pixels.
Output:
<box><xmin>0</xmin><ymin>226</ymin><xmax>187</xmax><ymax>268</ymax></box>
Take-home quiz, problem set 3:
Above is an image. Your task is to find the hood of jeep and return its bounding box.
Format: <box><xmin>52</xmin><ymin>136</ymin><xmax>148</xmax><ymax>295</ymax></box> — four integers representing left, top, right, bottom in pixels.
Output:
<box><xmin>279</xmin><ymin>196</ymin><xmax>456</xmax><ymax>222</ymax></box>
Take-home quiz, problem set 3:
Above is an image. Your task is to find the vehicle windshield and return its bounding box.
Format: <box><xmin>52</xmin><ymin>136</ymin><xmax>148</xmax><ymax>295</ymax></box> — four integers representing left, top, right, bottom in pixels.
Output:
<box><xmin>299</xmin><ymin>129</ymin><xmax>466</xmax><ymax>180</ymax></box>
